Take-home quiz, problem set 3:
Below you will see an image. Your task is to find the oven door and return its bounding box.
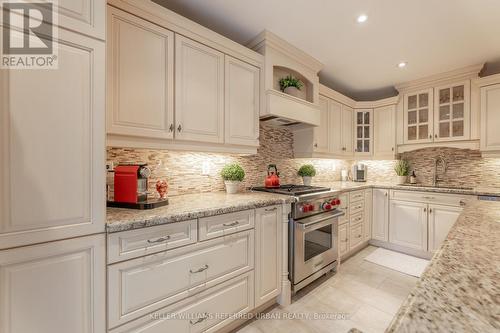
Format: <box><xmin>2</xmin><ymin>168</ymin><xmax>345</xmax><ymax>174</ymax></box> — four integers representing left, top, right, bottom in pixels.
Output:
<box><xmin>294</xmin><ymin>211</ymin><xmax>340</xmax><ymax>284</ymax></box>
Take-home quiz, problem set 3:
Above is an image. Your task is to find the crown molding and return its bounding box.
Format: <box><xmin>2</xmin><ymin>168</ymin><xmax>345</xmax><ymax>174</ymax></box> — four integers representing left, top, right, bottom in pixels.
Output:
<box><xmin>474</xmin><ymin>73</ymin><xmax>500</xmax><ymax>87</ymax></box>
<box><xmin>319</xmin><ymin>84</ymin><xmax>356</xmax><ymax>107</ymax></box>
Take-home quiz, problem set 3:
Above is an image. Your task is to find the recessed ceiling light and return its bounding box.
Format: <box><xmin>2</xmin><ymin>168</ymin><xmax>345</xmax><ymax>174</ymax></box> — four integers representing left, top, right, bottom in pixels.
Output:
<box><xmin>398</xmin><ymin>62</ymin><xmax>408</xmax><ymax>68</ymax></box>
<box><xmin>357</xmin><ymin>14</ymin><xmax>368</xmax><ymax>23</ymax></box>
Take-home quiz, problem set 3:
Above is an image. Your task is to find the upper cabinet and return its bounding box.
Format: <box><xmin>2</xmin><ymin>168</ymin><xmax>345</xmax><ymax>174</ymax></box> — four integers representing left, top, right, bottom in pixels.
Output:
<box><xmin>314</xmin><ymin>96</ymin><xmax>331</xmax><ymax>153</ymax></box>
<box><xmin>404</xmin><ymin>89</ymin><xmax>434</xmax><ymax>144</ymax></box>
<box><xmin>373</xmin><ymin>105</ymin><xmax>396</xmax><ymax>159</ymax></box>
<box><xmin>354</xmin><ymin>109</ymin><xmax>372</xmax><ymax>156</ymax></box>
<box><xmin>434</xmin><ymin>81</ymin><xmax>470</xmax><ymax>142</ymax></box>
<box><xmin>175</xmin><ymin>35</ymin><xmax>225</xmax><ymax>143</ymax></box>
<box><xmin>107</xmin><ymin>7</ymin><xmax>175</xmax><ymax>140</ymax></box>
<box><xmin>106</xmin><ymin>1</ymin><xmax>263</xmax><ymax>154</ymax></box>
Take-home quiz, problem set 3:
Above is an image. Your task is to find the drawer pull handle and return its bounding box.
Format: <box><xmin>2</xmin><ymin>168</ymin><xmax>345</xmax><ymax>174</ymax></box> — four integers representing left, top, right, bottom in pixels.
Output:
<box><xmin>147</xmin><ymin>235</ymin><xmax>171</xmax><ymax>244</ymax></box>
<box><xmin>223</xmin><ymin>221</ymin><xmax>239</xmax><ymax>227</ymax></box>
<box><xmin>190</xmin><ymin>313</ymin><xmax>208</xmax><ymax>325</ymax></box>
<box><xmin>357</xmin><ymin>234</ymin><xmax>362</xmax><ymax>238</ymax></box>
<box><xmin>265</xmin><ymin>207</ymin><xmax>277</xmax><ymax>212</ymax></box>
<box><xmin>422</xmin><ymin>196</ymin><xmax>435</xmax><ymax>200</ymax></box>
<box><xmin>459</xmin><ymin>200</ymin><xmax>466</xmax><ymax>206</ymax></box>
<box><xmin>190</xmin><ymin>264</ymin><xmax>209</xmax><ymax>274</ymax></box>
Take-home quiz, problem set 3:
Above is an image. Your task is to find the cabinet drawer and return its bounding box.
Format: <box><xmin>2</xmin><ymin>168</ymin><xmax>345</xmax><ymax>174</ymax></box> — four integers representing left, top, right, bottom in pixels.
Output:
<box><xmin>109</xmin><ymin>271</ymin><xmax>254</xmax><ymax>333</ymax></box>
<box><xmin>350</xmin><ymin>212</ymin><xmax>364</xmax><ymax>225</ymax></box>
<box><xmin>199</xmin><ymin>209</ymin><xmax>254</xmax><ymax>241</ymax></box>
<box><xmin>390</xmin><ymin>190</ymin><xmax>470</xmax><ymax>206</ymax></box>
<box><xmin>350</xmin><ymin>200</ymin><xmax>365</xmax><ymax>215</ymax></box>
<box><xmin>107</xmin><ymin>220</ymin><xmax>197</xmax><ymax>263</ymax></box>
<box><xmin>108</xmin><ymin>230</ymin><xmax>254</xmax><ymax>328</ymax></box>
<box><xmin>349</xmin><ymin>190</ymin><xmax>365</xmax><ymax>203</ymax></box>
<box><xmin>350</xmin><ymin>223</ymin><xmax>364</xmax><ymax>249</ymax></box>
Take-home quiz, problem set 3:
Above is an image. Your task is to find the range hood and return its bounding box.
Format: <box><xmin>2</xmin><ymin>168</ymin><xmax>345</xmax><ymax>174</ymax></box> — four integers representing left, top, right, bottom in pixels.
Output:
<box><xmin>247</xmin><ymin>31</ymin><xmax>323</xmax><ymax>128</ymax></box>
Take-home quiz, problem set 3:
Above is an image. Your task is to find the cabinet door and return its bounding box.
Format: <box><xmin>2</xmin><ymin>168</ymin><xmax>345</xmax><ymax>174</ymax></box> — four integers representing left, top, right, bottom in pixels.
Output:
<box><xmin>107</xmin><ymin>7</ymin><xmax>174</xmax><ymax>139</ymax></box>
<box><xmin>349</xmin><ymin>223</ymin><xmax>363</xmax><ymax>250</ymax></box>
<box><xmin>374</xmin><ymin>105</ymin><xmax>396</xmax><ymax>158</ymax></box>
<box><xmin>404</xmin><ymin>89</ymin><xmax>434</xmax><ymax>144</ymax></box>
<box><xmin>434</xmin><ymin>81</ymin><xmax>470</xmax><ymax>142</ymax></box>
<box><xmin>0</xmin><ymin>28</ymin><xmax>105</xmax><ymax>249</ymax></box>
<box><xmin>480</xmin><ymin>84</ymin><xmax>500</xmax><ymax>152</ymax></box>
<box><xmin>175</xmin><ymin>35</ymin><xmax>224</xmax><ymax>143</ymax></box>
<box><xmin>0</xmin><ymin>234</ymin><xmax>105</xmax><ymax>333</ymax></box>
<box><xmin>428</xmin><ymin>204</ymin><xmax>461</xmax><ymax>253</ymax></box>
<box><xmin>372</xmin><ymin>189</ymin><xmax>389</xmax><ymax>242</ymax></box>
<box><xmin>313</xmin><ymin>96</ymin><xmax>330</xmax><ymax>153</ymax></box>
<box><xmin>363</xmin><ymin>189</ymin><xmax>373</xmax><ymax>241</ymax></box>
<box><xmin>255</xmin><ymin>206</ymin><xmax>282</xmax><ymax>307</ymax></box>
<box><xmin>329</xmin><ymin>99</ymin><xmax>343</xmax><ymax>155</ymax></box>
<box><xmin>225</xmin><ymin>56</ymin><xmax>260</xmax><ymax>146</ymax></box>
<box><xmin>338</xmin><ymin>193</ymin><xmax>349</xmax><ymax>225</ymax></box>
<box><xmin>338</xmin><ymin>223</ymin><xmax>349</xmax><ymax>256</ymax></box>
<box><xmin>354</xmin><ymin>109</ymin><xmax>373</xmax><ymax>156</ymax></box>
<box><xmin>389</xmin><ymin>200</ymin><xmax>428</xmax><ymax>251</ymax></box>
<box><xmin>342</xmin><ymin>105</ymin><xmax>354</xmax><ymax>155</ymax></box>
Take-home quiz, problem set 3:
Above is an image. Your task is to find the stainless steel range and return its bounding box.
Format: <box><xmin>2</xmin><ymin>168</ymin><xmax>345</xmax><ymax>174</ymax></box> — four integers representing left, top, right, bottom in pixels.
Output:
<box><xmin>251</xmin><ymin>185</ymin><xmax>344</xmax><ymax>292</ymax></box>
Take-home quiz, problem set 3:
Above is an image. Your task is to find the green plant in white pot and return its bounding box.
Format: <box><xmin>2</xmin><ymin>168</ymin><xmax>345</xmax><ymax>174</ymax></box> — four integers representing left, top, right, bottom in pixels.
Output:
<box><xmin>394</xmin><ymin>159</ymin><xmax>410</xmax><ymax>185</ymax></box>
<box><xmin>279</xmin><ymin>75</ymin><xmax>304</xmax><ymax>98</ymax></box>
<box><xmin>298</xmin><ymin>164</ymin><xmax>316</xmax><ymax>186</ymax></box>
<box><xmin>221</xmin><ymin>163</ymin><xmax>245</xmax><ymax>194</ymax></box>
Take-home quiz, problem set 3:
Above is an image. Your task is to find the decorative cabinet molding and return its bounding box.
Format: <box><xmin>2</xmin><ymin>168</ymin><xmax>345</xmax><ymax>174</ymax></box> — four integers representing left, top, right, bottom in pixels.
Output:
<box><xmin>107</xmin><ymin>7</ymin><xmax>175</xmax><ymax>140</ymax></box>
<box><xmin>175</xmin><ymin>35</ymin><xmax>225</xmax><ymax>144</ymax></box>
<box><xmin>0</xmin><ymin>27</ymin><xmax>105</xmax><ymax>249</ymax></box>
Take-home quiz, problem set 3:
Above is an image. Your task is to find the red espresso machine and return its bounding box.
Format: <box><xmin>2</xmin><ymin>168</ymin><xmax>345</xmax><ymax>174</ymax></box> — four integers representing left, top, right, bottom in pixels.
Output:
<box><xmin>107</xmin><ymin>164</ymin><xmax>169</xmax><ymax>209</ymax></box>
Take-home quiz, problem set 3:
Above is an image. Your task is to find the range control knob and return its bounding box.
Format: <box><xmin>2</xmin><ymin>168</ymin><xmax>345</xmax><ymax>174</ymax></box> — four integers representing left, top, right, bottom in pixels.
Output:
<box><xmin>333</xmin><ymin>198</ymin><xmax>341</xmax><ymax>205</ymax></box>
<box><xmin>322</xmin><ymin>203</ymin><xmax>333</xmax><ymax>210</ymax></box>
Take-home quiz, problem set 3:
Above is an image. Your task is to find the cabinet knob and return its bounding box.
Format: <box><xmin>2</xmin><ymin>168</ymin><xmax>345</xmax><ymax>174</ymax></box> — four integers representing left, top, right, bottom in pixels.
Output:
<box><xmin>429</xmin><ymin>134</ymin><xmax>432</xmax><ymax>139</ymax></box>
<box><xmin>392</xmin><ymin>147</ymin><xmax>394</xmax><ymax>151</ymax></box>
<box><xmin>314</xmin><ymin>143</ymin><xmax>318</xmax><ymax>148</ymax></box>
<box><xmin>384</xmin><ymin>192</ymin><xmax>388</xmax><ymax>197</ymax></box>
<box><xmin>169</xmin><ymin>124</ymin><xmax>174</xmax><ymax>132</ymax></box>
<box><xmin>429</xmin><ymin>208</ymin><xmax>433</xmax><ymax>213</ymax></box>
<box><xmin>435</xmin><ymin>134</ymin><xmax>438</xmax><ymax>138</ymax></box>
<box><xmin>424</xmin><ymin>207</ymin><xmax>427</xmax><ymax>212</ymax></box>
<box><xmin>177</xmin><ymin>124</ymin><xmax>182</xmax><ymax>132</ymax></box>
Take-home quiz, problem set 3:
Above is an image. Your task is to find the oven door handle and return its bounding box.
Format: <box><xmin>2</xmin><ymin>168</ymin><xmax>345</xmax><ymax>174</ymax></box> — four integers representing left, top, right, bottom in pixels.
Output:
<box><xmin>297</xmin><ymin>211</ymin><xmax>343</xmax><ymax>230</ymax></box>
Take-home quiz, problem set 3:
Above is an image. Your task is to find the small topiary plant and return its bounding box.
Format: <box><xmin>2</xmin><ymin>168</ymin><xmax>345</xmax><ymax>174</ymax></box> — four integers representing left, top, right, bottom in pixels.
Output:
<box><xmin>279</xmin><ymin>75</ymin><xmax>304</xmax><ymax>92</ymax></box>
<box><xmin>394</xmin><ymin>159</ymin><xmax>410</xmax><ymax>176</ymax></box>
<box><xmin>297</xmin><ymin>164</ymin><xmax>317</xmax><ymax>177</ymax></box>
<box><xmin>221</xmin><ymin>163</ymin><xmax>245</xmax><ymax>182</ymax></box>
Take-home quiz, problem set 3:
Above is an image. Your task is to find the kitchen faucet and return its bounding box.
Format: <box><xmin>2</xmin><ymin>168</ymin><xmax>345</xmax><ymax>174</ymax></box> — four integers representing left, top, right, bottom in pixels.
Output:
<box><xmin>433</xmin><ymin>156</ymin><xmax>447</xmax><ymax>187</ymax></box>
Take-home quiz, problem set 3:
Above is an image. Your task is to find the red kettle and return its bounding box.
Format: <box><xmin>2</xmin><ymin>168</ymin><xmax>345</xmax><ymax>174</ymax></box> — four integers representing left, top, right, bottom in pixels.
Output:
<box><xmin>265</xmin><ymin>164</ymin><xmax>280</xmax><ymax>188</ymax></box>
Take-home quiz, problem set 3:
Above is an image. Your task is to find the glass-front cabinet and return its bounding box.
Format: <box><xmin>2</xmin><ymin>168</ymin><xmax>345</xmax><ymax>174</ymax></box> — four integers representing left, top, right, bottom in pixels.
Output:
<box><xmin>403</xmin><ymin>88</ymin><xmax>434</xmax><ymax>144</ymax></box>
<box><xmin>354</xmin><ymin>109</ymin><xmax>372</xmax><ymax>155</ymax></box>
<box><xmin>434</xmin><ymin>81</ymin><xmax>470</xmax><ymax>141</ymax></box>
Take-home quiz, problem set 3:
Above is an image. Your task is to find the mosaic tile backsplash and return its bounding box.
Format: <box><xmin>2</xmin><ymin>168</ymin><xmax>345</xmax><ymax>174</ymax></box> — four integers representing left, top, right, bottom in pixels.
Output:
<box><xmin>107</xmin><ymin>124</ymin><xmax>500</xmax><ymax>197</ymax></box>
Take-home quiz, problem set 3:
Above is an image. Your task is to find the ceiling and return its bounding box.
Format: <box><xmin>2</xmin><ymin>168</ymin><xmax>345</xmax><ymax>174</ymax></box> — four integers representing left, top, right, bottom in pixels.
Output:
<box><xmin>153</xmin><ymin>0</ymin><xmax>500</xmax><ymax>101</ymax></box>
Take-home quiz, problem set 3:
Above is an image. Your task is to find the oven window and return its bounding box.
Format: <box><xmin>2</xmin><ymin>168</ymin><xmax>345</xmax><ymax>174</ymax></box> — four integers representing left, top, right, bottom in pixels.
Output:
<box><xmin>304</xmin><ymin>224</ymin><xmax>332</xmax><ymax>261</ymax></box>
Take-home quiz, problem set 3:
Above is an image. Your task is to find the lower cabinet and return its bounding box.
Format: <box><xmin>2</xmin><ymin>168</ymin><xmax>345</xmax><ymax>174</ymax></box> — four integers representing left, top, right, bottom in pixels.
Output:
<box><xmin>349</xmin><ymin>223</ymin><xmax>364</xmax><ymax>249</ymax></box>
<box><xmin>0</xmin><ymin>234</ymin><xmax>106</xmax><ymax>333</ymax></box>
<box><xmin>428</xmin><ymin>204</ymin><xmax>462</xmax><ymax>253</ymax></box>
<box><xmin>363</xmin><ymin>189</ymin><xmax>373</xmax><ymax>241</ymax></box>
<box><xmin>389</xmin><ymin>200</ymin><xmax>428</xmax><ymax>251</ymax></box>
<box><xmin>339</xmin><ymin>223</ymin><xmax>349</xmax><ymax>256</ymax></box>
<box><xmin>372</xmin><ymin>189</ymin><xmax>389</xmax><ymax>242</ymax></box>
<box><xmin>254</xmin><ymin>205</ymin><xmax>282</xmax><ymax>307</ymax></box>
<box><xmin>109</xmin><ymin>271</ymin><xmax>254</xmax><ymax>333</ymax></box>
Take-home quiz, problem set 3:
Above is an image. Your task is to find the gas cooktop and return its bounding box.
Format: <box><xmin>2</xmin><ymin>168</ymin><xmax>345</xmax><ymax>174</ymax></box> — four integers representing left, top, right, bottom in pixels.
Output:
<box><xmin>250</xmin><ymin>184</ymin><xmax>331</xmax><ymax>196</ymax></box>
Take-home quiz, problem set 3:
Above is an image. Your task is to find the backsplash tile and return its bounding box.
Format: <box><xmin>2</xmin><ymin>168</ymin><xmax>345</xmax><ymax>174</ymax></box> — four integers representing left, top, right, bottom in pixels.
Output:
<box><xmin>107</xmin><ymin>125</ymin><xmax>500</xmax><ymax>197</ymax></box>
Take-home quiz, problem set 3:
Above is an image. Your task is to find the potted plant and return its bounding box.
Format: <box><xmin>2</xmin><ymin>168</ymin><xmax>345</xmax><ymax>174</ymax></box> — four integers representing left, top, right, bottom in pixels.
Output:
<box><xmin>279</xmin><ymin>74</ymin><xmax>304</xmax><ymax>98</ymax></box>
<box><xmin>298</xmin><ymin>164</ymin><xmax>316</xmax><ymax>186</ymax></box>
<box><xmin>220</xmin><ymin>163</ymin><xmax>245</xmax><ymax>194</ymax></box>
<box><xmin>394</xmin><ymin>159</ymin><xmax>410</xmax><ymax>185</ymax></box>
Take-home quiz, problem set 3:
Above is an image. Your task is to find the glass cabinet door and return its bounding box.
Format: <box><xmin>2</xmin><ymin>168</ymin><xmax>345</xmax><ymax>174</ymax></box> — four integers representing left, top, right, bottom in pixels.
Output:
<box><xmin>354</xmin><ymin>109</ymin><xmax>372</xmax><ymax>154</ymax></box>
<box><xmin>404</xmin><ymin>89</ymin><xmax>433</xmax><ymax>143</ymax></box>
<box><xmin>434</xmin><ymin>82</ymin><xmax>469</xmax><ymax>141</ymax></box>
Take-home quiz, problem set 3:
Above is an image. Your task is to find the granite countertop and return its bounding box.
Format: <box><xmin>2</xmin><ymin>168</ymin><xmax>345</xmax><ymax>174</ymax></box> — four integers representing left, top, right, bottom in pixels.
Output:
<box><xmin>385</xmin><ymin>198</ymin><xmax>500</xmax><ymax>333</ymax></box>
<box><xmin>106</xmin><ymin>191</ymin><xmax>294</xmax><ymax>233</ymax></box>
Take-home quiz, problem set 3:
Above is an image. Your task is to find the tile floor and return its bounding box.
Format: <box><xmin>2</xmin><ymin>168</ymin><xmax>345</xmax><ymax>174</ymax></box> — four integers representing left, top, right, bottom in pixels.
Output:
<box><xmin>236</xmin><ymin>246</ymin><xmax>419</xmax><ymax>333</ymax></box>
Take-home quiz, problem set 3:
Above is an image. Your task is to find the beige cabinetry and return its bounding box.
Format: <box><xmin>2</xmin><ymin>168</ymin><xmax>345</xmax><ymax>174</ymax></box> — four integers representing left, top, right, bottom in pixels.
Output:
<box><xmin>373</xmin><ymin>105</ymin><xmax>396</xmax><ymax>158</ymax></box>
<box><xmin>428</xmin><ymin>204</ymin><xmax>462</xmax><ymax>253</ymax></box>
<box><xmin>354</xmin><ymin>109</ymin><xmax>373</xmax><ymax>156</ymax></box>
<box><xmin>341</xmin><ymin>105</ymin><xmax>355</xmax><ymax>155</ymax></box>
<box><xmin>403</xmin><ymin>88</ymin><xmax>434</xmax><ymax>144</ymax></box>
<box><xmin>433</xmin><ymin>81</ymin><xmax>470</xmax><ymax>142</ymax></box>
<box><xmin>107</xmin><ymin>7</ymin><xmax>175</xmax><ymax>139</ymax></box>
<box><xmin>313</xmin><ymin>96</ymin><xmax>331</xmax><ymax>153</ymax></box>
<box><xmin>479</xmin><ymin>80</ymin><xmax>500</xmax><ymax>155</ymax></box>
<box><xmin>372</xmin><ymin>189</ymin><xmax>389</xmax><ymax>242</ymax></box>
<box><xmin>363</xmin><ymin>189</ymin><xmax>373</xmax><ymax>241</ymax></box>
<box><xmin>389</xmin><ymin>200</ymin><xmax>428</xmax><ymax>251</ymax></box>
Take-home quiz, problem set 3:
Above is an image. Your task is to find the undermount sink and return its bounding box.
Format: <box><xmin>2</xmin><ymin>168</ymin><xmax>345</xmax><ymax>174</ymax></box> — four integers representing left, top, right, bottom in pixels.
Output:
<box><xmin>400</xmin><ymin>184</ymin><xmax>474</xmax><ymax>191</ymax></box>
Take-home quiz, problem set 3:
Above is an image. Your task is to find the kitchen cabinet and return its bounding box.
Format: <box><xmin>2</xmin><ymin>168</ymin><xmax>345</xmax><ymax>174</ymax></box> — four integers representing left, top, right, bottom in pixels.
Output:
<box><xmin>313</xmin><ymin>96</ymin><xmax>331</xmax><ymax>153</ymax></box>
<box><xmin>389</xmin><ymin>200</ymin><xmax>428</xmax><ymax>251</ymax></box>
<box><xmin>349</xmin><ymin>222</ymin><xmax>364</xmax><ymax>249</ymax></box>
<box><xmin>338</xmin><ymin>193</ymin><xmax>350</xmax><ymax>225</ymax></box>
<box><xmin>433</xmin><ymin>81</ymin><xmax>470</xmax><ymax>141</ymax></box>
<box><xmin>225</xmin><ymin>56</ymin><xmax>260</xmax><ymax>146</ymax></box>
<box><xmin>354</xmin><ymin>109</ymin><xmax>373</xmax><ymax>156</ymax></box>
<box><xmin>372</xmin><ymin>189</ymin><xmax>389</xmax><ymax>242</ymax></box>
<box><xmin>403</xmin><ymin>88</ymin><xmax>434</xmax><ymax>144</ymax></box>
<box><xmin>0</xmin><ymin>26</ymin><xmax>105</xmax><ymax>249</ymax></box>
<box><xmin>0</xmin><ymin>234</ymin><xmax>105</xmax><ymax>333</ymax></box>
<box><xmin>480</xmin><ymin>83</ymin><xmax>500</xmax><ymax>153</ymax></box>
<box><xmin>342</xmin><ymin>105</ymin><xmax>354</xmax><ymax>155</ymax></box>
<box><xmin>255</xmin><ymin>205</ymin><xmax>282</xmax><ymax>307</ymax></box>
<box><xmin>107</xmin><ymin>7</ymin><xmax>175</xmax><ymax>140</ymax></box>
<box><xmin>374</xmin><ymin>105</ymin><xmax>396</xmax><ymax>158</ymax></box>
<box><xmin>175</xmin><ymin>35</ymin><xmax>225</xmax><ymax>143</ymax></box>
<box><xmin>428</xmin><ymin>204</ymin><xmax>462</xmax><ymax>253</ymax></box>
<box><xmin>338</xmin><ymin>223</ymin><xmax>349</xmax><ymax>257</ymax></box>
<box><xmin>363</xmin><ymin>189</ymin><xmax>373</xmax><ymax>241</ymax></box>
<box><xmin>329</xmin><ymin>99</ymin><xmax>344</xmax><ymax>155</ymax></box>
